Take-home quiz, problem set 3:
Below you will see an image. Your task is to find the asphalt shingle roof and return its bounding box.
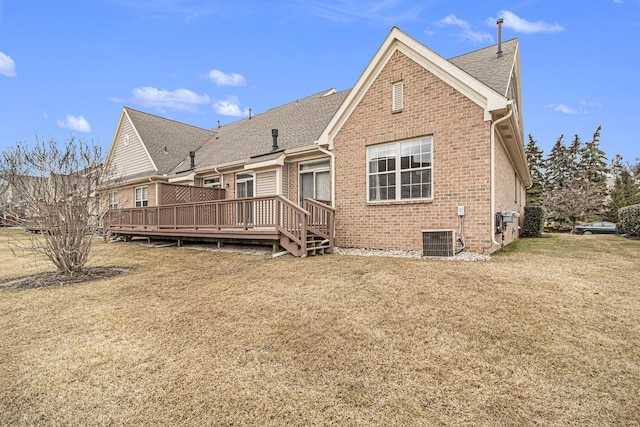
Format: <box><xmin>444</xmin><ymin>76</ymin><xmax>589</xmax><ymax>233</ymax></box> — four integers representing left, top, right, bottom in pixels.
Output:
<box><xmin>448</xmin><ymin>38</ymin><xmax>518</xmax><ymax>97</ymax></box>
<box><xmin>124</xmin><ymin>38</ymin><xmax>517</xmax><ymax>177</ymax></box>
<box><xmin>170</xmin><ymin>88</ymin><xmax>350</xmax><ymax>173</ymax></box>
<box><xmin>124</xmin><ymin>107</ymin><xmax>213</xmax><ymax>174</ymax></box>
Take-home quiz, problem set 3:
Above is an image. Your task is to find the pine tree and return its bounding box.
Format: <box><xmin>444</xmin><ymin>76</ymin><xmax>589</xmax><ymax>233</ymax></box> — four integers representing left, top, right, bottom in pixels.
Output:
<box><xmin>524</xmin><ymin>134</ymin><xmax>545</xmax><ymax>206</ymax></box>
<box><xmin>578</xmin><ymin>125</ymin><xmax>609</xmax><ymax>216</ymax></box>
<box><xmin>567</xmin><ymin>133</ymin><xmax>582</xmax><ymax>177</ymax></box>
<box><xmin>605</xmin><ymin>155</ymin><xmax>640</xmax><ymax>222</ymax></box>
<box><xmin>544</xmin><ymin>134</ymin><xmax>570</xmax><ymax>193</ymax></box>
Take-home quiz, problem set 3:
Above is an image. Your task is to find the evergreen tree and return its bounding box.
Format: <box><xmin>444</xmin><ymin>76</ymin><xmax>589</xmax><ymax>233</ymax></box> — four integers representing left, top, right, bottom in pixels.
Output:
<box><xmin>610</xmin><ymin>154</ymin><xmax>625</xmax><ymax>178</ymax></box>
<box><xmin>524</xmin><ymin>134</ymin><xmax>545</xmax><ymax>206</ymax></box>
<box><xmin>630</xmin><ymin>157</ymin><xmax>640</xmax><ymax>178</ymax></box>
<box><xmin>544</xmin><ymin>134</ymin><xmax>570</xmax><ymax>193</ymax></box>
<box><xmin>578</xmin><ymin>125</ymin><xmax>609</xmax><ymax>216</ymax></box>
<box><xmin>567</xmin><ymin>133</ymin><xmax>582</xmax><ymax>177</ymax></box>
<box><xmin>605</xmin><ymin>155</ymin><xmax>640</xmax><ymax>222</ymax></box>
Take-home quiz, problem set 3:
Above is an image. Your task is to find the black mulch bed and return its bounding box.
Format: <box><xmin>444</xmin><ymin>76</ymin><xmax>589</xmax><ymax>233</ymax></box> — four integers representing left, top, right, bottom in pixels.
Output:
<box><xmin>0</xmin><ymin>267</ymin><xmax>131</xmax><ymax>291</ymax></box>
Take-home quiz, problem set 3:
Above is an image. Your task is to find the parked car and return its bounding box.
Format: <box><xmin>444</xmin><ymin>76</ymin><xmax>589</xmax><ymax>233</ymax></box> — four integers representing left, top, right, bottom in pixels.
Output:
<box><xmin>574</xmin><ymin>222</ymin><xmax>617</xmax><ymax>235</ymax></box>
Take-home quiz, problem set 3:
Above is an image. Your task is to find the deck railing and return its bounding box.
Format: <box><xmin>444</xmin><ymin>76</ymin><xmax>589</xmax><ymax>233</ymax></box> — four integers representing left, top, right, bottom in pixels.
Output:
<box><xmin>105</xmin><ymin>195</ymin><xmax>335</xmax><ymax>255</ymax></box>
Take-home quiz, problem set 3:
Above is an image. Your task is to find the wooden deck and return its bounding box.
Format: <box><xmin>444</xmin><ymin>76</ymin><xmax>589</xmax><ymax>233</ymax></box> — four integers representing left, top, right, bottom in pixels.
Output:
<box><xmin>105</xmin><ymin>196</ymin><xmax>335</xmax><ymax>256</ymax></box>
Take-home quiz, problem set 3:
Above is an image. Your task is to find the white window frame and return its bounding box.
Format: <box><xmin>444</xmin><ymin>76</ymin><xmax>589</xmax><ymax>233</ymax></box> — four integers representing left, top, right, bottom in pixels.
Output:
<box><xmin>134</xmin><ymin>186</ymin><xmax>148</xmax><ymax>207</ymax></box>
<box><xmin>108</xmin><ymin>191</ymin><xmax>118</xmax><ymax>209</ymax></box>
<box><xmin>367</xmin><ymin>137</ymin><xmax>433</xmax><ymax>203</ymax></box>
<box><xmin>203</xmin><ymin>176</ymin><xmax>221</xmax><ymax>189</ymax></box>
<box><xmin>236</xmin><ymin>172</ymin><xmax>255</xmax><ymax>199</ymax></box>
<box><xmin>298</xmin><ymin>160</ymin><xmax>331</xmax><ymax>205</ymax></box>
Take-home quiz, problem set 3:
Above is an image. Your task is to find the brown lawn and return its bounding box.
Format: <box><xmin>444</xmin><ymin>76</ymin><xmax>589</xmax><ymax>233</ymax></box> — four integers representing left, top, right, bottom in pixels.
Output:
<box><xmin>1</xmin><ymin>227</ymin><xmax>639</xmax><ymax>425</ymax></box>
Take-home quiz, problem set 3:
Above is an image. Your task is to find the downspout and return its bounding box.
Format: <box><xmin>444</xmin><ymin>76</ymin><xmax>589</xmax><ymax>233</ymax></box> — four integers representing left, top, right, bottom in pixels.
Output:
<box><xmin>149</xmin><ymin>177</ymin><xmax>159</xmax><ymax>206</ymax></box>
<box><xmin>490</xmin><ymin>107</ymin><xmax>513</xmax><ymax>247</ymax></box>
<box><xmin>317</xmin><ymin>145</ymin><xmax>336</xmax><ymax>208</ymax></box>
<box><xmin>214</xmin><ymin>167</ymin><xmax>223</xmax><ymax>189</ymax></box>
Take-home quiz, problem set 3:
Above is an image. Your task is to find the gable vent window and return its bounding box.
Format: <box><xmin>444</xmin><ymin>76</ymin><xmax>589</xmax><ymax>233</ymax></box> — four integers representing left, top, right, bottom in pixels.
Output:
<box><xmin>392</xmin><ymin>81</ymin><xmax>404</xmax><ymax>112</ymax></box>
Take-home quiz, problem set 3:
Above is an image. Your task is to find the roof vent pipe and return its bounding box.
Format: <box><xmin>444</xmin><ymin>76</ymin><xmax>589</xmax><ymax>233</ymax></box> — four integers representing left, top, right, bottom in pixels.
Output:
<box><xmin>496</xmin><ymin>18</ymin><xmax>504</xmax><ymax>59</ymax></box>
<box><xmin>272</xmin><ymin>129</ymin><xmax>279</xmax><ymax>151</ymax></box>
<box><xmin>189</xmin><ymin>151</ymin><xmax>195</xmax><ymax>169</ymax></box>
<box><xmin>249</xmin><ymin>108</ymin><xmax>252</xmax><ymax>119</ymax></box>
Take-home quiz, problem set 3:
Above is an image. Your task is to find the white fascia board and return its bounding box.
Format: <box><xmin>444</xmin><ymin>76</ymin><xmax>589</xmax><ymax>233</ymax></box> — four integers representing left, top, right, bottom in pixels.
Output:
<box><xmin>104</xmin><ymin>109</ymin><xmax>127</xmax><ymax>171</ymax></box>
<box><xmin>244</xmin><ymin>154</ymin><xmax>285</xmax><ymax>170</ymax></box>
<box><xmin>168</xmin><ymin>171</ymin><xmax>196</xmax><ymax>183</ymax></box>
<box><xmin>124</xmin><ymin>109</ymin><xmax>159</xmax><ymax>172</ymax></box>
<box><xmin>318</xmin><ymin>27</ymin><xmax>509</xmax><ymax>147</ymax></box>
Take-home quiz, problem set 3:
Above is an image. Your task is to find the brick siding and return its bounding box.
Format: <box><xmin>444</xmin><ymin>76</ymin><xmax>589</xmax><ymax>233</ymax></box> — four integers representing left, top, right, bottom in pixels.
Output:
<box><xmin>333</xmin><ymin>50</ymin><xmax>505</xmax><ymax>253</ymax></box>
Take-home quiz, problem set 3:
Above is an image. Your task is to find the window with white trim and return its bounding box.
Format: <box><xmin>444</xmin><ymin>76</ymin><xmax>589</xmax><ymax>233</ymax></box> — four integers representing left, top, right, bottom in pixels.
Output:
<box><xmin>203</xmin><ymin>176</ymin><xmax>221</xmax><ymax>189</ymax></box>
<box><xmin>134</xmin><ymin>186</ymin><xmax>148</xmax><ymax>207</ymax></box>
<box><xmin>108</xmin><ymin>191</ymin><xmax>118</xmax><ymax>209</ymax></box>
<box><xmin>392</xmin><ymin>81</ymin><xmax>404</xmax><ymax>112</ymax></box>
<box><xmin>299</xmin><ymin>160</ymin><xmax>330</xmax><ymax>205</ymax></box>
<box><xmin>236</xmin><ymin>172</ymin><xmax>254</xmax><ymax>198</ymax></box>
<box><xmin>367</xmin><ymin>137</ymin><xmax>432</xmax><ymax>202</ymax></box>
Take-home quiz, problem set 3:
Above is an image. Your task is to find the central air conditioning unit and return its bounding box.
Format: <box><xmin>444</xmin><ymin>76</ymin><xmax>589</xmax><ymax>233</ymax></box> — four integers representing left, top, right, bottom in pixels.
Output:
<box><xmin>422</xmin><ymin>229</ymin><xmax>456</xmax><ymax>257</ymax></box>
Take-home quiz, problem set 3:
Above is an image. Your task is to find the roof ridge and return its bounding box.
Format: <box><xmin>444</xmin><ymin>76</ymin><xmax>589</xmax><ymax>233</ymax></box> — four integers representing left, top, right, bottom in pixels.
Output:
<box><xmin>261</xmin><ymin>87</ymin><xmax>342</xmax><ymax>114</ymax></box>
<box><xmin>447</xmin><ymin>37</ymin><xmax>518</xmax><ymax>61</ymax></box>
<box><xmin>211</xmin><ymin>88</ymin><xmax>347</xmax><ymax>131</ymax></box>
<box><xmin>124</xmin><ymin>106</ymin><xmax>213</xmax><ymax>134</ymax></box>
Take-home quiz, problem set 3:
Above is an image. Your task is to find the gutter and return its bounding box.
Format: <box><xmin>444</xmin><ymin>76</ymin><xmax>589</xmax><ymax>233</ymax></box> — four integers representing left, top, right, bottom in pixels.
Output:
<box><xmin>490</xmin><ymin>107</ymin><xmax>513</xmax><ymax>247</ymax></box>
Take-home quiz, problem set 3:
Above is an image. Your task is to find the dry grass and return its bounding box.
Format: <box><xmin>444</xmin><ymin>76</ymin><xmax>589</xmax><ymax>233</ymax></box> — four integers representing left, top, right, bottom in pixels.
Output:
<box><xmin>1</xmin><ymin>227</ymin><xmax>639</xmax><ymax>426</ymax></box>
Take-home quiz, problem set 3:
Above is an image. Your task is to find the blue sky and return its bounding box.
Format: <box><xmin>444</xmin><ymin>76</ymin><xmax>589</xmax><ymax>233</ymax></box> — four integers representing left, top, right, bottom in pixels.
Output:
<box><xmin>1</xmin><ymin>0</ymin><xmax>639</xmax><ymax>164</ymax></box>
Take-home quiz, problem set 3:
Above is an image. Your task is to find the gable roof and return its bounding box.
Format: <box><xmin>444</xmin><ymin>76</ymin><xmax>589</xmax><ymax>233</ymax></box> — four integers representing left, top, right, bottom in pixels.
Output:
<box><xmin>122</xmin><ymin>107</ymin><xmax>212</xmax><ymax>174</ymax></box>
<box><xmin>449</xmin><ymin>38</ymin><xmax>518</xmax><ymax>98</ymax></box>
<box><xmin>318</xmin><ymin>27</ymin><xmax>516</xmax><ymax>147</ymax></box>
<box><xmin>171</xmin><ymin>88</ymin><xmax>349</xmax><ymax>173</ymax></box>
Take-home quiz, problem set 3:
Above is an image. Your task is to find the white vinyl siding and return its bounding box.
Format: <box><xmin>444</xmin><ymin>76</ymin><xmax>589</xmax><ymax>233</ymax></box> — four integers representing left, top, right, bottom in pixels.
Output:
<box><xmin>256</xmin><ymin>170</ymin><xmax>277</xmax><ymax>197</ymax></box>
<box><xmin>111</xmin><ymin>115</ymin><xmax>155</xmax><ymax>178</ymax></box>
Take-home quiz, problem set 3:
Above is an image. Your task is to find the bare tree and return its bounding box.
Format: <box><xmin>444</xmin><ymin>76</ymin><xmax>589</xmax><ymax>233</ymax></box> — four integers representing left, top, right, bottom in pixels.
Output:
<box><xmin>544</xmin><ymin>178</ymin><xmax>601</xmax><ymax>233</ymax></box>
<box><xmin>0</xmin><ymin>136</ymin><xmax>107</xmax><ymax>276</ymax></box>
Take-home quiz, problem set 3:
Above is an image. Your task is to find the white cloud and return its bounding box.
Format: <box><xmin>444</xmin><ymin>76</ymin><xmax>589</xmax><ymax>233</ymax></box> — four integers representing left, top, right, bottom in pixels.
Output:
<box><xmin>554</xmin><ymin>104</ymin><xmax>577</xmax><ymax>114</ymax></box>
<box><xmin>492</xmin><ymin>11</ymin><xmax>564</xmax><ymax>34</ymax></box>
<box><xmin>56</xmin><ymin>115</ymin><xmax>92</xmax><ymax>133</ymax></box>
<box><xmin>439</xmin><ymin>14</ymin><xmax>493</xmax><ymax>43</ymax></box>
<box><xmin>213</xmin><ymin>96</ymin><xmax>249</xmax><ymax>117</ymax></box>
<box><xmin>580</xmin><ymin>99</ymin><xmax>602</xmax><ymax>108</ymax></box>
<box><xmin>203</xmin><ymin>69</ymin><xmax>246</xmax><ymax>87</ymax></box>
<box><xmin>111</xmin><ymin>87</ymin><xmax>211</xmax><ymax>112</ymax></box>
<box><xmin>0</xmin><ymin>51</ymin><xmax>17</xmax><ymax>77</ymax></box>
<box><xmin>546</xmin><ymin>103</ymin><xmax>581</xmax><ymax>114</ymax></box>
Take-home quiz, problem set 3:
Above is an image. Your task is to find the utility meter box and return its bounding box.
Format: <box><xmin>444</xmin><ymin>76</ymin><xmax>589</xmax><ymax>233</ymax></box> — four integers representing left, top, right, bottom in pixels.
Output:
<box><xmin>500</xmin><ymin>210</ymin><xmax>519</xmax><ymax>223</ymax></box>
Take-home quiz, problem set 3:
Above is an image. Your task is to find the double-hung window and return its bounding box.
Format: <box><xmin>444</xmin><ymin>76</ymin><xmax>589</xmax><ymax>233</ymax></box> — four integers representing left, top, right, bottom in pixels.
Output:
<box><xmin>134</xmin><ymin>186</ymin><xmax>148</xmax><ymax>207</ymax></box>
<box><xmin>367</xmin><ymin>137</ymin><xmax>432</xmax><ymax>202</ymax></box>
